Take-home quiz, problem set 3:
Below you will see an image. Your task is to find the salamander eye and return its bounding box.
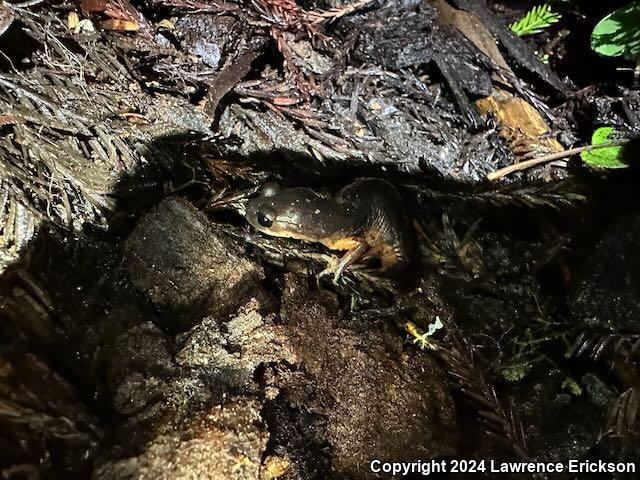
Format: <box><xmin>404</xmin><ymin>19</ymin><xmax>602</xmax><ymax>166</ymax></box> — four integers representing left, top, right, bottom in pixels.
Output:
<box><xmin>257</xmin><ymin>210</ymin><xmax>274</xmax><ymax>228</ymax></box>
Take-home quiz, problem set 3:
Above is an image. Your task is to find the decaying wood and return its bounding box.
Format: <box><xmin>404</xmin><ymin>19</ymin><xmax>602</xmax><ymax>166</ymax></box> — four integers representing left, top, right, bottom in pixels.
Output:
<box><xmin>476</xmin><ymin>88</ymin><xmax>564</xmax><ymax>158</ymax></box>
<box><xmin>433</xmin><ymin>0</ymin><xmax>564</xmax><ymax>167</ymax></box>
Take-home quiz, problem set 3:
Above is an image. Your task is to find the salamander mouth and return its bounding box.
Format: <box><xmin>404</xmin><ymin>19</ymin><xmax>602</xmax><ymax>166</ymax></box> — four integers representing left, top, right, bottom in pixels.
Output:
<box><xmin>259</xmin><ymin>229</ymin><xmax>318</xmax><ymax>244</ymax></box>
<box><xmin>252</xmin><ymin>218</ymin><xmax>316</xmax><ymax>242</ymax></box>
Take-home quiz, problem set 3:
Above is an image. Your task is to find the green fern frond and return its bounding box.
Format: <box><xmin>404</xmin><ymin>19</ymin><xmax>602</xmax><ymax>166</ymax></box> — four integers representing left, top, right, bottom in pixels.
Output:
<box><xmin>511</xmin><ymin>4</ymin><xmax>561</xmax><ymax>36</ymax></box>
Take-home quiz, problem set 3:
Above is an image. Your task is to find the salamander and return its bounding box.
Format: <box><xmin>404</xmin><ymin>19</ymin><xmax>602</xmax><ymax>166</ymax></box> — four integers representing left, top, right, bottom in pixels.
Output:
<box><xmin>245</xmin><ymin>178</ymin><xmax>413</xmax><ymax>283</ymax></box>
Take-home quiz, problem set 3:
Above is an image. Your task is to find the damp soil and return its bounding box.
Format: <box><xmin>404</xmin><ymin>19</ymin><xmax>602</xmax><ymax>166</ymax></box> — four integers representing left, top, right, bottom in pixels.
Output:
<box><xmin>0</xmin><ymin>1</ymin><xmax>639</xmax><ymax>479</ymax></box>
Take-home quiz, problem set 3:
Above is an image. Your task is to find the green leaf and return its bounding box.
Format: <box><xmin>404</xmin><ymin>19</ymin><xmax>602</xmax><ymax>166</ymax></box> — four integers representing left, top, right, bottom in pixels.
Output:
<box><xmin>591</xmin><ymin>1</ymin><xmax>640</xmax><ymax>59</ymax></box>
<box><xmin>580</xmin><ymin>127</ymin><xmax>627</xmax><ymax>169</ymax></box>
<box><xmin>511</xmin><ymin>4</ymin><xmax>562</xmax><ymax>37</ymax></box>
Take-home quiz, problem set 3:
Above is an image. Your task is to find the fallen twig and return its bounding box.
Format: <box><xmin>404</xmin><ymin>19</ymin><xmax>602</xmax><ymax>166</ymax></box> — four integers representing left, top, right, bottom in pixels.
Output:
<box><xmin>487</xmin><ymin>140</ymin><xmax>627</xmax><ymax>181</ymax></box>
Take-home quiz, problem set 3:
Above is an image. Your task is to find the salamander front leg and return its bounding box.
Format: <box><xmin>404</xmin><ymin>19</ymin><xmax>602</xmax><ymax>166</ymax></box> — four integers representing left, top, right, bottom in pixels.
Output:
<box><xmin>318</xmin><ymin>243</ymin><xmax>369</xmax><ymax>285</ymax></box>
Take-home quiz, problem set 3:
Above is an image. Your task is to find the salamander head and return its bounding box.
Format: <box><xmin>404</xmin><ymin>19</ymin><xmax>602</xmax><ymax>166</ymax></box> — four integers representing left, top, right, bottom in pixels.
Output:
<box><xmin>246</xmin><ymin>183</ymin><xmax>341</xmax><ymax>243</ymax></box>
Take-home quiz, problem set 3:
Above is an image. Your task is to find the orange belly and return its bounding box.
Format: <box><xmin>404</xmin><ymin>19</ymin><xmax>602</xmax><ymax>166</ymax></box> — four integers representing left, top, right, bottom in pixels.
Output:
<box><xmin>322</xmin><ymin>236</ymin><xmax>364</xmax><ymax>251</ymax></box>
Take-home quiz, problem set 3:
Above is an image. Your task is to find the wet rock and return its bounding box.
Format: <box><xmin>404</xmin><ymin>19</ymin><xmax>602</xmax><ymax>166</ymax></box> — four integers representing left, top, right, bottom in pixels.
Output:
<box><xmin>269</xmin><ymin>275</ymin><xmax>458</xmax><ymax>478</ymax></box>
<box><xmin>94</xmin><ymin>397</ymin><xmax>268</xmax><ymax>480</ymax></box>
<box><xmin>125</xmin><ymin>196</ymin><xmax>265</xmax><ymax>322</ymax></box>
<box><xmin>571</xmin><ymin>213</ymin><xmax>640</xmax><ymax>332</ymax></box>
<box><xmin>213</xmin><ymin>3</ymin><xmax>503</xmax><ymax>182</ymax></box>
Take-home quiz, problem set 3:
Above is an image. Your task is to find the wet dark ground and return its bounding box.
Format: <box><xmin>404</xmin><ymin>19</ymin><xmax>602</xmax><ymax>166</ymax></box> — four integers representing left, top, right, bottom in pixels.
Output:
<box><xmin>0</xmin><ymin>0</ymin><xmax>640</xmax><ymax>479</ymax></box>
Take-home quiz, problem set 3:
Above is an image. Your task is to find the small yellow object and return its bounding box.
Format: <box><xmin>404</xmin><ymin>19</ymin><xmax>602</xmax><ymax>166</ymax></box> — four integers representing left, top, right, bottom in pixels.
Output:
<box><xmin>67</xmin><ymin>11</ymin><xmax>79</xmax><ymax>30</ymax></box>
<box><xmin>261</xmin><ymin>455</ymin><xmax>290</xmax><ymax>479</ymax></box>
<box><xmin>157</xmin><ymin>19</ymin><xmax>174</xmax><ymax>30</ymax></box>
<box><xmin>353</xmin><ymin>121</ymin><xmax>366</xmax><ymax>137</ymax></box>
<box><xmin>406</xmin><ymin>321</ymin><xmax>439</xmax><ymax>351</ymax></box>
